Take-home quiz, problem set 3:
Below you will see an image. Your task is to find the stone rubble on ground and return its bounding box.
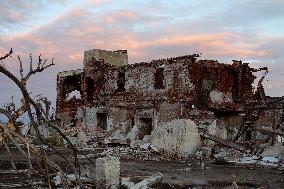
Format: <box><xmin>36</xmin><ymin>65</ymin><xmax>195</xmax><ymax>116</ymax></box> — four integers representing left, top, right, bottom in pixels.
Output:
<box><xmin>121</xmin><ymin>177</ymin><xmax>135</xmax><ymax>188</ymax></box>
<box><xmin>130</xmin><ymin>172</ymin><xmax>163</xmax><ymax>189</ymax></box>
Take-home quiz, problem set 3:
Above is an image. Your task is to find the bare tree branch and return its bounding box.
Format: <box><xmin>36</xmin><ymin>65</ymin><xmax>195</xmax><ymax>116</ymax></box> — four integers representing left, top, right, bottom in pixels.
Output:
<box><xmin>29</xmin><ymin>54</ymin><xmax>32</xmax><ymax>73</ymax></box>
<box><xmin>0</xmin><ymin>48</ymin><xmax>13</xmax><ymax>60</ymax></box>
<box><xmin>0</xmin><ymin>48</ymin><xmax>86</xmax><ymax>187</ymax></box>
<box><xmin>2</xmin><ymin>134</ymin><xmax>17</xmax><ymax>170</ymax></box>
<box><xmin>18</xmin><ymin>55</ymin><xmax>24</xmax><ymax>80</ymax></box>
<box><xmin>20</xmin><ymin>55</ymin><xmax>55</xmax><ymax>85</ymax></box>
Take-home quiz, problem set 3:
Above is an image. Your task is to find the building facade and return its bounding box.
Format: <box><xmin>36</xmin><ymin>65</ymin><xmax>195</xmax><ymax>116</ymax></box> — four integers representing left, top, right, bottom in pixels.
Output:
<box><xmin>56</xmin><ymin>49</ymin><xmax>283</xmax><ymax>151</ymax></box>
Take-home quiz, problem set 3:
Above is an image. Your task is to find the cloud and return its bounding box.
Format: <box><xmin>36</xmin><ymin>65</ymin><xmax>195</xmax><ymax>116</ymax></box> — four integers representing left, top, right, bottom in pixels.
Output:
<box><xmin>0</xmin><ymin>0</ymin><xmax>66</xmax><ymax>34</ymax></box>
<box><xmin>223</xmin><ymin>1</ymin><xmax>284</xmax><ymax>23</ymax></box>
<box><xmin>103</xmin><ymin>9</ymin><xmax>170</xmax><ymax>27</ymax></box>
<box><xmin>1</xmin><ymin>7</ymin><xmax>170</xmax><ymax>65</ymax></box>
<box><xmin>84</xmin><ymin>0</ymin><xmax>112</xmax><ymax>5</ymax></box>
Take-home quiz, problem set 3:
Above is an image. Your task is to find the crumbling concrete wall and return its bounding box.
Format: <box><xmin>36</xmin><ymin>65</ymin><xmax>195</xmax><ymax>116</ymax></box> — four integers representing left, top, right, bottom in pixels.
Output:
<box><xmin>80</xmin><ymin>107</ymin><xmax>97</xmax><ymax>128</ymax></box>
<box><xmin>151</xmin><ymin>119</ymin><xmax>202</xmax><ymax>157</ymax></box>
<box><xmin>125</xmin><ymin>66</ymin><xmax>155</xmax><ymax>93</ymax></box>
<box><xmin>105</xmin><ymin>69</ymin><xmax>119</xmax><ymax>94</ymax></box>
<box><xmin>56</xmin><ymin>49</ymin><xmax>275</xmax><ymax>148</ymax></box>
<box><xmin>210</xmin><ymin>90</ymin><xmax>233</xmax><ymax>104</ymax></box>
<box><xmin>158</xmin><ymin>101</ymin><xmax>181</xmax><ymax>122</ymax></box>
<box><xmin>56</xmin><ymin>69</ymin><xmax>84</xmax><ymax>117</ymax></box>
<box><xmin>57</xmin><ymin>52</ymin><xmax>257</xmax><ymax>117</ymax></box>
<box><xmin>84</xmin><ymin>49</ymin><xmax>128</xmax><ymax>67</ymax></box>
<box><xmin>107</xmin><ymin>107</ymin><xmax>128</xmax><ymax>133</ymax></box>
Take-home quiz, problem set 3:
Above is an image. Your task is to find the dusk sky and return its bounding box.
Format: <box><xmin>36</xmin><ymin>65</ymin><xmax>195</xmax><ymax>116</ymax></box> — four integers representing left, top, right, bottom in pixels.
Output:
<box><xmin>1</xmin><ymin>0</ymin><xmax>284</xmax><ymax>108</ymax></box>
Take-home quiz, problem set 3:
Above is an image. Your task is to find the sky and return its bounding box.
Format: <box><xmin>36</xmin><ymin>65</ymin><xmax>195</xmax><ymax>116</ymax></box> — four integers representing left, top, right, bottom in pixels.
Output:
<box><xmin>1</xmin><ymin>0</ymin><xmax>284</xmax><ymax>108</ymax></box>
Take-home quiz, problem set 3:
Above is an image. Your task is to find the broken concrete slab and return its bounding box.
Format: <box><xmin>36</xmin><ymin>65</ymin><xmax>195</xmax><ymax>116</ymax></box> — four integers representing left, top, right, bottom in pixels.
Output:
<box><xmin>151</xmin><ymin>119</ymin><xmax>202</xmax><ymax>157</ymax></box>
<box><xmin>130</xmin><ymin>172</ymin><xmax>163</xmax><ymax>189</ymax></box>
<box><xmin>121</xmin><ymin>177</ymin><xmax>135</xmax><ymax>188</ymax></box>
<box><xmin>261</xmin><ymin>143</ymin><xmax>284</xmax><ymax>159</ymax></box>
<box><xmin>95</xmin><ymin>156</ymin><xmax>120</xmax><ymax>189</ymax></box>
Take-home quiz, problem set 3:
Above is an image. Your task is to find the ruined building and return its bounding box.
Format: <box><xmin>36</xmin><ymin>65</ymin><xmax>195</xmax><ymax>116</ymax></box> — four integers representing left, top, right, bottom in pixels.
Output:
<box><xmin>56</xmin><ymin>49</ymin><xmax>284</xmax><ymax>156</ymax></box>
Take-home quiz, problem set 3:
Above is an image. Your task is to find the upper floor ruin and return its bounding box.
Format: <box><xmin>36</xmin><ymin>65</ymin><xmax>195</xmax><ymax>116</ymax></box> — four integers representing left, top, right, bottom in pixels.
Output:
<box><xmin>56</xmin><ymin>49</ymin><xmax>265</xmax><ymax>117</ymax></box>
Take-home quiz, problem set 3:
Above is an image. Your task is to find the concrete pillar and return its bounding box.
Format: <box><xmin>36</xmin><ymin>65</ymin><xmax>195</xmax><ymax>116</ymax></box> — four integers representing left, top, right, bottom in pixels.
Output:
<box><xmin>95</xmin><ymin>156</ymin><xmax>120</xmax><ymax>189</ymax></box>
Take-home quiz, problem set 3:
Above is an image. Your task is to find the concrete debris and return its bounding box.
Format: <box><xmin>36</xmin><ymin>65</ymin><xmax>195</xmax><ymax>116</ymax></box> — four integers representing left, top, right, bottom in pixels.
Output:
<box><xmin>101</xmin><ymin>147</ymin><xmax>164</xmax><ymax>161</ymax></box>
<box><xmin>130</xmin><ymin>172</ymin><xmax>163</xmax><ymax>189</ymax></box>
<box><xmin>52</xmin><ymin>172</ymin><xmax>68</xmax><ymax>186</ymax></box>
<box><xmin>139</xmin><ymin>143</ymin><xmax>158</xmax><ymax>151</ymax></box>
<box><xmin>52</xmin><ymin>173</ymin><xmax>63</xmax><ymax>186</ymax></box>
<box><xmin>52</xmin><ymin>172</ymin><xmax>88</xmax><ymax>186</ymax></box>
<box><xmin>261</xmin><ymin>143</ymin><xmax>284</xmax><ymax>159</ymax></box>
<box><xmin>95</xmin><ymin>156</ymin><xmax>120</xmax><ymax>189</ymax></box>
<box><xmin>212</xmin><ymin>147</ymin><xmax>242</xmax><ymax>162</ymax></box>
<box><xmin>121</xmin><ymin>177</ymin><xmax>135</xmax><ymax>188</ymax></box>
<box><xmin>237</xmin><ymin>155</ymin><xmax>284</xmax><ymax>168</ymax></box>
<box><xmin>151</xmin><ymin>119</ymin><xmax>202</xmax><ymax>157</ymax></box>
<box><xmin>209</xmin><ymin>146</ymin><xmax>284</xmax><ymax>169</ymax></box>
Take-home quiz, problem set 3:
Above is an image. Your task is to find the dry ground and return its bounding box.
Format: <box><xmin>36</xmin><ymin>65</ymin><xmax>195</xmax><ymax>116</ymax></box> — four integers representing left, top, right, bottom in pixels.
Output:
<box><xmin>0</xmin><ymin>147</ymin><xmax>283</xmax><ymax>188</ymax></box>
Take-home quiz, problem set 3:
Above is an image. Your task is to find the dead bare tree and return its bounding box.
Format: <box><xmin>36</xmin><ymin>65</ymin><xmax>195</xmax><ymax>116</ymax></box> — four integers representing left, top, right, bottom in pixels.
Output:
<box><xmin>0</xmin><ymin>48</ymin><xmax>88</xmax><ymax>188</ymax></box>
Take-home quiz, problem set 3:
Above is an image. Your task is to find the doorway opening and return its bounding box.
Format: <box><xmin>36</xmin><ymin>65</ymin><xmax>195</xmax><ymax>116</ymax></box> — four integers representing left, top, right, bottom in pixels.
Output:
<box><xmin>138</xmin><ymin>118</ymin><xmax>153</xmax><ymax>140</ymax></box>
<box><xmin>97</xmin><ymin>113</ymin><xmax>107</xmax><ymax>130</ymax></box>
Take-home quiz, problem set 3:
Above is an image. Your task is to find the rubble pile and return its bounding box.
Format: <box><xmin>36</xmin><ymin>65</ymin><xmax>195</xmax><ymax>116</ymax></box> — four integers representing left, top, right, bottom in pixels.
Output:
<box><xmin>101</xmin><ymin>146</ymin><xmax>170</xmax><ymax>161</ymax></box>
<box><xmin>210</xmin><ymin>146</ymin><xmax>284</xmax><ymax>169</ymax></box>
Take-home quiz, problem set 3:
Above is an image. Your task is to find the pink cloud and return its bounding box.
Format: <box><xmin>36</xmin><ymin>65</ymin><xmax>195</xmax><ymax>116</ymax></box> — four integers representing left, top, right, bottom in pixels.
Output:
<box><xmin>0</xmin><ymin>19</ymin><xmax>271</xmax><ymax>67</ymax></box>
<box><xmin>84</xmin><ymin>0</ymin><xmax>112</xmax><ymax>5</ymax></box>
<box><xmin>1</xmin><ymin>5</ymin><xmax>284</xmax><ymax>100</ymax></box>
